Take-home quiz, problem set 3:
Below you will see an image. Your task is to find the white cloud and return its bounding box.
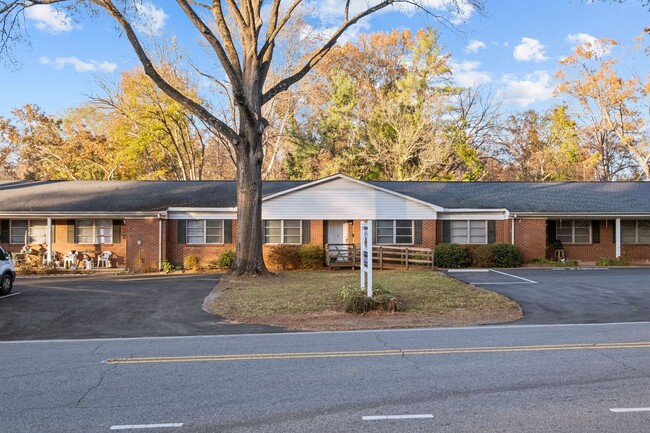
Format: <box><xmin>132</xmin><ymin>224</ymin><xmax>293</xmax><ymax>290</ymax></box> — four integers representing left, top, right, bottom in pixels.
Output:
<box><xmin>465</xmin><ymin>39</ymin><xmax>486</xmax><ymax>54</ymax></box>
<box><xmin>513</xmin><ymin>37</ymin><xmax>549</xmax><ymax>62</ymax></box>
<box><xmin>566</xmin><ymin>33</ymin><xmax>613</xmax><ymax>57</ymax></box>
<box><xmin>39</xmin><ymin>56</ymin><xmax>118</xmax><ymax>73</ymax></box>
<box><xmin>498</xmin><ymin>71</ymin><xmax>554</xmax><ymax>106</ymax></box>
<box><xmin>450</xmin><ymin>60</ymin><xmax>492</xmax><ymax>87</ymax></box>
<box><xmin>299</xmin><ymin>19</ymin><xmax>370</xmax><ymax>46</ymax></box>
<box><xmin>25</xmin><ymin>4</ymin><xmax>73</xmax><ymax>34</ymax></box>
<box><xmin>133</xmin><ymin>2</ymin><xmax>168</xmax><ymax>36</ymax></box>
<box><xmin>307</xmin><ymin>0</ymin><xmax>476</xmax><ymax>26</ymax></box>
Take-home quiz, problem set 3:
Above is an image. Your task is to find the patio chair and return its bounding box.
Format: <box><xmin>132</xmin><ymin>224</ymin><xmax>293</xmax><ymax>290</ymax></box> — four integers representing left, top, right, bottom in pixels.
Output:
<box><xmin>80</xmin><ymin>254</ymin><xmax>93</xmax><ymax>269</ymax></box>
<box><xmin>63</xmin><ymin>251</ymin><xmax>78</xmax><ymax>269</ymax></box>
<box><xmin>97</xmin><ymin>251</ymin><xmax>112</xmax><ymax>268</ymax></box>
<box><xmin>553</xmin><ymin>239</ymin><xmax>565</xmax><ymax>262</ymax></box>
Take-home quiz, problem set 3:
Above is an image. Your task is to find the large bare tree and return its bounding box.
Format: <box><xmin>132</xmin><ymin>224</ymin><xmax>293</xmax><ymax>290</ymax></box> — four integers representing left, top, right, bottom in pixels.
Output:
<box><xmin>0</xmin><ymin>0</ymin><xmax>484</xmax><ymax>275</ymax></box>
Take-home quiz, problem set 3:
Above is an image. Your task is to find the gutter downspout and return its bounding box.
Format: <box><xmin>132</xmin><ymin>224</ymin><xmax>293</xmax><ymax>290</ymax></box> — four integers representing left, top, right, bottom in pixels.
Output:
<box><xmin>158</xmin><ymin>216</ymin><xmax>163</xmax><ymax>271</ymax></box>
<box><xmin>615</xmin><ymin>218</ymin><xmax>621</xmax><ymax>258</ymax></box>
<box><xmin>46</xmin><ymin>217</ymin><xmax>52</xmax><ymax>264</ymax></box>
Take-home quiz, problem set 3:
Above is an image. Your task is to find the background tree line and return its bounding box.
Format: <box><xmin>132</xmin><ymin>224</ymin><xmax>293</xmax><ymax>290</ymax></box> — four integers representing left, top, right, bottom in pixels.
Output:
<box><xmin>1</xmin><ymin>28</ymin><xmax>648</xmax><ymax>182</ymax></box>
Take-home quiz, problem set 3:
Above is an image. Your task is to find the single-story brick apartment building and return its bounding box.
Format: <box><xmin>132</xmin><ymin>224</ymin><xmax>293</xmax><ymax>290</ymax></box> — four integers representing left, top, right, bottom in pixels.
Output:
<box><xmin>1</xmin><ymin>174</ymin><xmax>649</xmax><ymax>270</ymax></box>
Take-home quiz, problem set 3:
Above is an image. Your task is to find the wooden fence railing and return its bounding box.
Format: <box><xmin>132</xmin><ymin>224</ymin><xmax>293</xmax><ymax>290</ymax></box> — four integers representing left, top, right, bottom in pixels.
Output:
<box><xmin>373</xmin><ymin>245</ymin><xmax>434</xmax><ymax>270</ymax></box>
<box><xmin>326</xmin><ymin>244</ymin><xmax>434</xmax><ymax>270</ymax></box>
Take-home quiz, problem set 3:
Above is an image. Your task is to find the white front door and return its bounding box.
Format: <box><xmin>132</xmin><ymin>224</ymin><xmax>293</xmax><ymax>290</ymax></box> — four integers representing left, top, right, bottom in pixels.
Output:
<box><xmin>328</xmin><ymin>221</ymin><xmax>349</xmax><ymax>244</ymax></box>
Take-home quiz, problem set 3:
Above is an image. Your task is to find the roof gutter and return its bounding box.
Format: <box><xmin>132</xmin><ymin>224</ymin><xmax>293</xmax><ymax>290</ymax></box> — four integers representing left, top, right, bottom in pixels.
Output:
<box><xmin>511</xmin><ymin>212</ymin><xmax>650</xmax><ymax>218</ymax></box>
<box><xmin>0</xmin><ymin>211</ymin><xmax>167</xmax><ymax>218</ymax></box>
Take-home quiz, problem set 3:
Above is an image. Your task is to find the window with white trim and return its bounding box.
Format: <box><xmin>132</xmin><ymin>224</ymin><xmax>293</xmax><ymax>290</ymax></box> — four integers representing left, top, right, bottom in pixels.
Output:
<box><xmin>264</xmin><ymin>220</ymin><xmax>301</xmax><ymax>244</ymax></box>
<box><xmin>376</xmin><ymin>220</ymin><xmax>413</xmax><ymax>244</ymax></box>
<box><xmin>451</xmin><ymin>220</ymin><xmax>487</xmax><ymax>244</ymax></box>
<box><xmin>10</xmin><ymin>220</ymin><xmax>47</xmax><ymax>244</ymax></box>
<box><xmin>76</xmin><ymin>220</ymin><xmax>113</xmax><ymax>244</ymax></box>
<box><xmin>621</xmin><ymin>220</ymin><xmax>650</xmax><ymax>244</ymax></box>
<box><xmin>187</xmin><ymin>220</ymin><xmax>224</xmax><ymax>244</ymax></box>
<box><xmin>556</xmin><ymin>220</ymin><xmax>591</xmax><ymax>244</ymax></box>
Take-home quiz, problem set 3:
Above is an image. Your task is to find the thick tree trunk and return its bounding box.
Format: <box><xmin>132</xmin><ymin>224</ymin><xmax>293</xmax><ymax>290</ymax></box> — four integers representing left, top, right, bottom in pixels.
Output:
<box><xmin>230</xmin><ymin>126</ymin><xmax>269</xmax><ymax>276</ymax></box>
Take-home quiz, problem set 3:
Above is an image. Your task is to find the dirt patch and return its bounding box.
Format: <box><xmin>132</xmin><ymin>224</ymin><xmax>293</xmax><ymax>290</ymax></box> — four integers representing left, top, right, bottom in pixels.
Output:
<box><xmin>203</xmin><ymin>270</ymin><xmax>522</xmax><ymax>331</ymax></box>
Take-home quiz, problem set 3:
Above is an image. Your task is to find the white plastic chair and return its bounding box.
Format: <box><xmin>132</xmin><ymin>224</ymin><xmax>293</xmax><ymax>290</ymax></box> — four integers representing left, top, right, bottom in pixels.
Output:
<box><xmin>97</xmin><ymin>251</ymin><xmax>112</xmax><ymax>268</ymax></box>
<box><xmin>81</xmin><ymin>254</ymin><xmax>93</xmax><ymax>269</ymax></box>
<box><xmin>63</xmin><ymin>251</ymin><xmax>78</xmax><ymax>269</ymax></box>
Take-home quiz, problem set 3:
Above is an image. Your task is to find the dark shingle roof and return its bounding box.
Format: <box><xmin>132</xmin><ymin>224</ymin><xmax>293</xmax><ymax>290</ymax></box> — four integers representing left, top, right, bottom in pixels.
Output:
<box><xmin>0</xmin><ymin>180</ymin><xmax>303</xmax><ymax>212</ymax></box>
<box><xmin>1</xmin><ymin>179</ymin><xmax>649</xmax><ymax>214</ymax></box>
<box><xmin>370</xmin><ymin>181</ymin><xmax>650</xmax><ymax>214</ymax></box>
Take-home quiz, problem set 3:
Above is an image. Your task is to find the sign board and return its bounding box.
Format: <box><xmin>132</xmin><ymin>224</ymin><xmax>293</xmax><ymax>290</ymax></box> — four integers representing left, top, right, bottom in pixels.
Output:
<box><xmin>360</xmin><ymin>220</ymin><xmax>373</xmax><ymax>297</ymax></box>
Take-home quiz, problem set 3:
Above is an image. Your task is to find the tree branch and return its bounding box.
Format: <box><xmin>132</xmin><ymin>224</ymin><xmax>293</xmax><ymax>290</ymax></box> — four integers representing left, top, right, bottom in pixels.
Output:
<box><xmin>97</xmin><ymin>0</ymin><xmax>239</xmax><ymax>144</ymax></box>
<box><xmin>262</xmin><ymin>1</ymin><xmax>395</xmax><ymax>105</ymax></box>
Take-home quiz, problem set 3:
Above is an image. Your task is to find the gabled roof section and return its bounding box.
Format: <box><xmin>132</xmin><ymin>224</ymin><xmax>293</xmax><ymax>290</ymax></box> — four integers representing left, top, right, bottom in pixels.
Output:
<box><xmin>262</xmin><ymin>174</ymin><xmax>444</xmax><ymax>211</ymax></box>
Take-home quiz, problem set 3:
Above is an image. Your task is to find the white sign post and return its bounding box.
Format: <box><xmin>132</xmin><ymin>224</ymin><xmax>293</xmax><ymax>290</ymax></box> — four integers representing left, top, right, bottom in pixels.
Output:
<box><xmin>360</xmin><ymin>220</ymin><xmax>373</xmax><ymax>297</ymax></box>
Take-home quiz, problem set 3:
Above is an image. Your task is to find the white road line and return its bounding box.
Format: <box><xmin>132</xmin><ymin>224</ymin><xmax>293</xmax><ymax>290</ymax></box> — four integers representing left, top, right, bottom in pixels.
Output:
<box><xmin>490</xmin><ymin>269</ymin><xmax>537</xmax><ymax>283</ymax></box>
<box><xmin>0</xmin><ymin>292</ymin><xmax>21</xmax><ymax>299</ymax></box>
<box><xmin>109</xmin><ymin>423</ymin><xmax>183</xmax><ymax>430</ymax></box>
<box><xmin>610</xmin><ymin>408</ymin><xmax>650</xmax><ymax>413</ymax></box>
<box><xmin>469</xmin><ymin>282</ymin><xmax>535</xmax><ymax>285</ymax></box>
<box><xmin>447</xmin><ymin>269</ymin><xmax>489</xmax><ymax>273</ymax></box>
<box><xmin>362</xmin><ymin>414</ymin><xmax>434</xmax><ymax>420</ymax></box>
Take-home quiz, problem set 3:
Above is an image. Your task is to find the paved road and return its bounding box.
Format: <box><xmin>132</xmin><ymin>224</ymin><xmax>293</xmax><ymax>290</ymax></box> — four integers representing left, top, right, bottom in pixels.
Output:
<box><xmin>0</xmin><ymin>274</ymin><xmax>283</xmax><ymax>341</ymax></box>
<box><xmin>448</xmin><ymin>268</ymin><xmax>650</xmax><ymax>324</ymax></box>
<box><xmin>2</xmin><ymin>323</ymin><xmax>650</xmax><ymax>432</ymax></box>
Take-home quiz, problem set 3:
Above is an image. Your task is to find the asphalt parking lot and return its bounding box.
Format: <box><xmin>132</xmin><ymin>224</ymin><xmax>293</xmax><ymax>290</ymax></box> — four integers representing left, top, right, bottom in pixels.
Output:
<box><xmin>448</xmin><ymin>267</ymin><xmax>650</xmax><ymax>324</ymax></box>
<box><xmin>0</xmin><ymin>273</ymin><xmax>284</xmax><ymax>341</ymax></box>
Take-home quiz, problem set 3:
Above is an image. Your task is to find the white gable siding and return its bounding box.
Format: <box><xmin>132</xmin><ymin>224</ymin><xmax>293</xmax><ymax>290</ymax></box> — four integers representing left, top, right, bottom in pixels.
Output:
<box><xmin>262</xmin><ymin>178</ymin><xmax>437</xmax><ymax>220</ymax></box>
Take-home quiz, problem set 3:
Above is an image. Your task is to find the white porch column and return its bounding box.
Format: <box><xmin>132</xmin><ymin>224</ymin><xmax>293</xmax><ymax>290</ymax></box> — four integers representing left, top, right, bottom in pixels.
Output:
<box><xmin>615</xmin><ymin>218</ymin><xmax>621</xmax><ymax>258</ymax></box>
<box><xmin>158</xmin><ymin>218</ymin><xmax>163</xmax><ymax>271</ymax></box>
<box><xmin>511</xmin><ymin>218</ymin><xmax>515</xmax><ymax>245</ymax></box>
<box><xmin>46</xmin><ymin>217</ymin><xmax>52</xmax><ymax>263</ymax></box>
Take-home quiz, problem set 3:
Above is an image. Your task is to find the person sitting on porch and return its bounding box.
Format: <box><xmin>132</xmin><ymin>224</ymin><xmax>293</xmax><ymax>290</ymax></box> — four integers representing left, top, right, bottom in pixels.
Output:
<box><xmin>553</xmin><ymin>239</ymin><xmax>565</xmax><ymax>262</ymax></box>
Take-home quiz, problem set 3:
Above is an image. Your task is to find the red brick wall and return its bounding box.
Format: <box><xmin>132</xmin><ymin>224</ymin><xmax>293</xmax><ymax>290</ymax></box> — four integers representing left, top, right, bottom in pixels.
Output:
<box><xmin>126</xmin><ymin>218</ymin><xmax>162</xmax><ymax>271</ymax></box>
<box><xmin>513</xmin><ymin>219</ymin><xmax>547</xmax><ymax>262</ymax></box>
<box><xmin>621</xmin><ymin>244</ymin><xmax>650</xmax><ymax>263</ymax></box>
<box><xmin>166</xmin><ymin>219</ymin><xmax>237</xmax><ymax>268</ymax></box>
<box><xmin>421</xmin><ymin>220</ymin><xmax>436</xmax><ymax>248</ymax></box>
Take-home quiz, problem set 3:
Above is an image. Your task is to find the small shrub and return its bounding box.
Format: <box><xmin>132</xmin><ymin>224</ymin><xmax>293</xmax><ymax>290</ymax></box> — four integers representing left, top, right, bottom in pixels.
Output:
<box><xmin>527</xmin><ymin>257</ymin><xmax>579</xmax><ymax>267</ymax></box>
<box><xmin>161</xmin><ymin>260</ymin><xmax>176</xmax><ymax>273</ymax></box>
<box><xmin>338</xmin><ymin>284</ymin><xmax>399</xmax><ymax>313</ymax></box>
<box><xmin>434</xmin><ymin>243</ymin><xmax>471</xmax><ymax>268</ymax></box>
<box><xmin>490</xmin><ymin>243</ymin><xmax>521</xmax><ymax>268</ymax></box>
<box><xmin>300</xmin><ymin>245</ymin><xmax>324</xmax><ymax>270</ymax></box>
<box><xmin>183</xmin><ymin>255</ymin><xmax>201</xmax><ymax>271</ymax></box>
<box><xmin>464</xmin><ymin>244</ymin><xmax>493</xmax><ymax>267</ymax></box>
<box><xmin>210</xmin><ymin>249</ymin><xmax>236</xmax><ymax>270</ymax></box>
<box><xmin>596</xmin><ymin>257</ymin><xmax>629</xmax><ymax>266</ymax></box>
<box><xmin>527</xmin><ymin>257</ymin><xmax>552</xmax><ymax>264</ymax></box>
<box><xmin>268</xmin><ymin>244</ymin><xmax>302</xmax><ymax>270</ymax></box>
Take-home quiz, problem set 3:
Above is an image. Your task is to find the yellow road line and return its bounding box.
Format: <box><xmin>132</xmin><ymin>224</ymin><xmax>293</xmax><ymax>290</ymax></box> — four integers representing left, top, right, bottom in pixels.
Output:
<box><xmin>106</xmin><ymin>341</ymin><xmax>650</xmax><ymax>365</ymax></box>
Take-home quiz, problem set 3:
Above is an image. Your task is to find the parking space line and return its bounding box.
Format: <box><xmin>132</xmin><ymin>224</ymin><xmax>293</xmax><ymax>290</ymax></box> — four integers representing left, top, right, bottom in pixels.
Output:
<box><xmin>110</xmin><ymin>423</ymin><xmax>183</xmax><ymax>430</ymax></box>
<box><xmin>447</xmin><ymin>269</ymin><xmax>489</xmax><ymax>273</ymax></box>
<box><xmin>0</xmin><ymin>292</ymin><xmax>20</xmax><ymax>299</ymax></box>
<box><xmin>468</xmin><ymin>282</ymin><xmax>535</xmax><ymax>285</ymax></box>
<box><xmin>362</xmin><ymin>414</ymin><xmax>434</xmax><ymax>420</ymax></box>
<box><xmin>610</xmin><ymin>408</ymin><xmax>650</xmax><ymax>413</ymax></box>
<box><xmin>490</xmin><ymin>270</ymin><xmax>537</xmax><ymax>283</ymax></box>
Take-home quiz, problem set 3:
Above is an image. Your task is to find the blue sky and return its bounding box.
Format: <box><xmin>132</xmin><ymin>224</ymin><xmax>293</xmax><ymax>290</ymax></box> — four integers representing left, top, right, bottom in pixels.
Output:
<box><xmin>0</xmin><ymin>0</ymin><xmax>648</xmax><ymax>119</ymax></box>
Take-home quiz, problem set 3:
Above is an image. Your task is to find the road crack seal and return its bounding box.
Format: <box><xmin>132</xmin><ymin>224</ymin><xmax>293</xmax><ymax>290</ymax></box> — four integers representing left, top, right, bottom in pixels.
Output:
<box><xmin>374</xmin><ymin>334</ymin><xmax>434</xmax><ymax>377</ymax></box>
<box><xmin>74</xmin><ymin>362</ymin><xmax>118</xmax><ymax>408</ymax></box>
<box><xmin>588</xmin><ymin>347</ymin><xmax>650</xmax><ymax>379</ymax></box>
